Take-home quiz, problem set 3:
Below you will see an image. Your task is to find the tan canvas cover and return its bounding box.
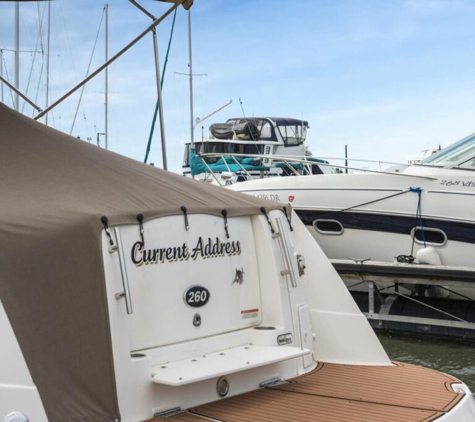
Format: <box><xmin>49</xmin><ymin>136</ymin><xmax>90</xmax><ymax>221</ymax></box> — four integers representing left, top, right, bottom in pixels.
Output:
<box><xmin>0</xmin><ymin>103</ymin><xmax>289</xmax><ymax>421</ymax></box>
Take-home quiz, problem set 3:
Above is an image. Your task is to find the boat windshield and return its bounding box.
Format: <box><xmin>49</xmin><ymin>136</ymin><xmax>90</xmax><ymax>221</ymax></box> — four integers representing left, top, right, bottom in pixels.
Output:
<box><xmin>421</xmin><ymin>133</ymin><xmax>475</xmax><ymax>169</ymax></box>
<box><xmin>277</xmin><ymin>124</ymin><xmax>306</xmax><ymax>146</ymax></box>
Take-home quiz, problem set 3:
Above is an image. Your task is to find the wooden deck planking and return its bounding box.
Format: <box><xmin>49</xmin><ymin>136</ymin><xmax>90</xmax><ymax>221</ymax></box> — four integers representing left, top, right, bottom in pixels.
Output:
<box><xmin>152</xmin><ymin>361</ymin><xmax>464</xmax><ymax>422</ymax></box>
<box><xmin>190</xmin><ymin>389</ymin><xmax>443</xmax><ymax>422</ymax></box>
<box><xmin>272</xmin><ymin>362</ymin><xmax>463</xmax><ymax>412</ymax></box>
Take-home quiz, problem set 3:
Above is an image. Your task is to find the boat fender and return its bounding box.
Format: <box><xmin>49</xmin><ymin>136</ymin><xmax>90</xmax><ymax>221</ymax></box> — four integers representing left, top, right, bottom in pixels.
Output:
<box><xmin>415</xmin><ymin>247</ymin><xmax>442</xmax><ymax>266</ymax></box>
<box><xmin>415</xmin><ymin>247</ymin><xmax>449</xmax><ymax>298</ymax></box>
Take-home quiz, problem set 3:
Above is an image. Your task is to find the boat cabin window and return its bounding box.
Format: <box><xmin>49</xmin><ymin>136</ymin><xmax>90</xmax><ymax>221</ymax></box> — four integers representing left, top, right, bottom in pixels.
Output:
<box><xmin>452</xmin><ymin>157</ymin><xmax>475</xmax><ymax>170</ymax></box>
<box><xmin>260</xmin><ymin>121</ymin><xmax>272</xmax><ymax>139</ymax></box>
<box><xmin>220</xmin><ymin>117</ymin><xmax>308</xmax><ymax>144</ymax></box>
<box><xmin>277</xmin><ymin>124</ymin><xmax>306</xmax><ymax>146</ymax></box>
<box><xmin>313</xmin><ymin>219</ymin><xmax>344</xmax><ymax>235</ymax></box>
<box><xmin>183</xmin><ymin>142</ymin><xmax>221</xmax><ymax>166</ymax></box>
<box><xmin>421</xmin><ymin>133</ymin><xmax>475</xmax><ymax>168</ymax></box>
<box><xmin>411</xmin><ymin>227</ymin><xmax>447</xmax><ymax>246</ymax></box>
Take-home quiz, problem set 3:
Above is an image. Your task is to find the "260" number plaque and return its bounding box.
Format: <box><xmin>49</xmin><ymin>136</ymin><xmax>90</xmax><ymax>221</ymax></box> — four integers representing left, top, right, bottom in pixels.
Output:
<box><xmin>183</xmin><ymin>285</ymin><xmax>210</xmax><ymax>308</ymax></box>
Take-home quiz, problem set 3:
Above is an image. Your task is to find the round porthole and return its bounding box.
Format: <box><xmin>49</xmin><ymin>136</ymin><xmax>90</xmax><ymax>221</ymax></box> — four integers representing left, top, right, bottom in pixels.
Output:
<box><xmin>216</xmin><ymin>376</ymin><xmax>230</xmax><ymax>397</ymax></box>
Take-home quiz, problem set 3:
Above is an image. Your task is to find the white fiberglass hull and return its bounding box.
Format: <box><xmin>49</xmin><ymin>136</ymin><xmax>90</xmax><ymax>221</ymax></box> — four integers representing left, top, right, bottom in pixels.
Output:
<box><xmin>4</xmin><ymin>212</ymin><xmax>475</xmax><ymax>421</ymax></box>
<box><xmin>229</xmin><ymin>166</ymin><xmax>475</xmax><ymax>298</ymax></box>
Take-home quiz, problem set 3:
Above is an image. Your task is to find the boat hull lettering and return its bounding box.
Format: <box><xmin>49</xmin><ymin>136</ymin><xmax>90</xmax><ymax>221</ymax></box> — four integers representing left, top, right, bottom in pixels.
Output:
<box><xmin>131</xmin><ymin>237</ymin><xmax>241</xmax><ymax>266</ymax></box>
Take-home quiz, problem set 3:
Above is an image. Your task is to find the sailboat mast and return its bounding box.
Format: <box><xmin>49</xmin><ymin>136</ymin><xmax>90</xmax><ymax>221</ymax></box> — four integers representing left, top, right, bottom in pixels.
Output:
<box><xmin>105</xmin><ymin>3</ymin><xmax>109</xmax><ymax>150</ymax></box>
<box><xmin>152</xmin><ymin>28</ymin><xmax>168</xmax><ymax>169</ymax></box>
<box><xmin>188</xmin><ymin>8</ymin><xmax>194</xmax><ymax>151</ymax></box>
<box><xmin>45</xmin><ymin>0</ymin><xmax>51</xmax><ymax>125</ymax></box>
<box><xmin>128</xmin><ymin>0</ymin><xmax>169</xmax><ymax>168</ymax></box>
<box><xmin>0</xmin><ymin>49</ymin><xmax>3</xmax><ymax>103</ymax></box>
<box><xmin>14</xmin><ymin>1</ymin><xmax>19</xmax><ymax>110</ymax></box>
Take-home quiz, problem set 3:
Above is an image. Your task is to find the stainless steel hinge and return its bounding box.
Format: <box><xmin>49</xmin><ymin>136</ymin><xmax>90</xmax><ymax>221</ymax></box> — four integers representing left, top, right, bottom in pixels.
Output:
<box><xmin>153</xmin><ymin>407</ymin><xmax>185</xmax><ymax>418</ymax></box>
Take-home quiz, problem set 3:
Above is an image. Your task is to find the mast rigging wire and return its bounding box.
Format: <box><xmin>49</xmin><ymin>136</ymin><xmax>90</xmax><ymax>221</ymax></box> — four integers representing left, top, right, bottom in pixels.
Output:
<box><xmin>70</xmin><ymin>9</ymin><xmax>105</xmax><ymax>135</ymax></box>
<box><xmin>22</xmin><ymin>2</ymin><xmax>47</xmax><ymax>114</ymax></box>
<box><xmin>144</xmin><ymin>8</ymin><xmax>177</xmax><ymax>164</ymax></box>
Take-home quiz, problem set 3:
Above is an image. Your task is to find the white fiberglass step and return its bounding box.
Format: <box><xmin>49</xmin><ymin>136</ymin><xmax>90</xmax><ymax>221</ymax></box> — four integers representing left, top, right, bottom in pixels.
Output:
<box><xmin>151</xmin><ymin>344</ymin><xmax>310</xmax><ymax>386</ymax></box>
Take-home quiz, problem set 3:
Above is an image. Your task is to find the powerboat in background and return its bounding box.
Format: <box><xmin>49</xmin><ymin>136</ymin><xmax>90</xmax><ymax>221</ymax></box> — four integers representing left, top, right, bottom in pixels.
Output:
<box><xmin>3</xmin><ymin>103</ymin><xmax>475</xmax><ymax>421</ymax></box>
<box><xmin>183</xmin><ymin>116</ymin><xmax>332</xmax><ymax>186</ymax></box>
<box><xmin>230</xmin><ymin>131</ymin><xmax>475</xmax><ymax>293</ymax></box>
<box><xmin>229</xmin><ymin>132</ymin><xmax>475</xmax><ymax>338</ymax></box>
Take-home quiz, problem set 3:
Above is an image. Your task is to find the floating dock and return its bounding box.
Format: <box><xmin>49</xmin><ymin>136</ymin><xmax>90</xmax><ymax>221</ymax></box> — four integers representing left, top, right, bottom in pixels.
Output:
<box><xmin>332</xmin><ymin>259</ymin><xmax>475</xmax><ymax>340</ymax></box>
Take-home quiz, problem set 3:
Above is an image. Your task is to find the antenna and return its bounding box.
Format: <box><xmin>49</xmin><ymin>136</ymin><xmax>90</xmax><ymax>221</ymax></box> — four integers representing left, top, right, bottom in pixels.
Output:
<box><xmin>105</xmin><ymin>3</ymin><xmax>108</xmax><ymax>149</ymax></box>
<box><xmin>239</xmin><ymin>97</ymin><xmax>246</xmax><ymax>117</ymax></box>
<box><xmin>174</xmin><ymin>69</ymin><xmax>207</xmax><ymax>150</ymax></box>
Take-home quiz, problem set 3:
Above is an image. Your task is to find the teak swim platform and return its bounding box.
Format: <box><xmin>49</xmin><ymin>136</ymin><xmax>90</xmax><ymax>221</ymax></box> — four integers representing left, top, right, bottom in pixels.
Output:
<box><xmin>153</xmin><ymin>362</ymin><xmax>464</xmax><ymax>422</ymax></box>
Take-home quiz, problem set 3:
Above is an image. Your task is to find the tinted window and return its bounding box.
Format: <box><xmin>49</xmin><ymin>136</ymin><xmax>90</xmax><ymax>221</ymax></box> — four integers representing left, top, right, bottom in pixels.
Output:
<box><xmin>413</xmin><ymin>227</ymin><xmax>447</xmax><ymax>245</ymax></box>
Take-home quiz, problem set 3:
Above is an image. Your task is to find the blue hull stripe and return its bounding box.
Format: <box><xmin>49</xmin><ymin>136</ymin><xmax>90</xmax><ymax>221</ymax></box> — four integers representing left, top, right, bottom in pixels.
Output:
<box><xmin>296</xmin><ymin>210</ymin><xmax>475</xmax><ymax>245</ymax></box>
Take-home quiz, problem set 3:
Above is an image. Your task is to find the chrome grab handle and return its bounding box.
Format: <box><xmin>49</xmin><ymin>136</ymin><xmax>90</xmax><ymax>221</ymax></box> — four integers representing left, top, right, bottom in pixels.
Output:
<box><xmin>114</xmin><ymin>227</ymin><xmax>133</xmax><ymax>314</ymax></box>
<box><xmin>275</xmin><ymin>218</ymin><xmax>298</xmax><ymax>288</ymax></box>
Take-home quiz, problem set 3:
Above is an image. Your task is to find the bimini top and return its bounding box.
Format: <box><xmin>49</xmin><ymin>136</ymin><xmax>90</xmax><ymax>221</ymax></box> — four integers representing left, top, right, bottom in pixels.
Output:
<box><xmin>208</xmin><ymin>117</ymin><xmax>309</xmax><ymax>142</ymax></box>
<box><xmin>226</xmin><ymin>117</ymin><xmax>309</xmax><ymax>127</ymax></box>
<box><xmin>0</xmin><ymin>103</ymin><xmax>288</xmax><ymax>422</ymax></box>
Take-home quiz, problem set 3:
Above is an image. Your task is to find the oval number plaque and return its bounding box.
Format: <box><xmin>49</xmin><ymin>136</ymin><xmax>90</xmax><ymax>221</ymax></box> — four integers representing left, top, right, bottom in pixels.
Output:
<box><xmin>184</xmin><ymin>286</ymin><xmax>210</xmax><ymax>308</ymax></box>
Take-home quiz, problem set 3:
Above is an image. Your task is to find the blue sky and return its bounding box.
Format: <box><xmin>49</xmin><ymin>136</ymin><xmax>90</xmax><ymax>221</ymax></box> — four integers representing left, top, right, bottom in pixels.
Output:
<box><xmin>1</xmin><ymin>0</ymin><xmax>475</xmax><ymax>173</ymax></box>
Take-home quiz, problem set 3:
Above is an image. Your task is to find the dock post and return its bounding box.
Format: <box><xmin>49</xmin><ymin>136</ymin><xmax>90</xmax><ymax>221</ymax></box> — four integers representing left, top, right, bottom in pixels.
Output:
<box><xmin>368</xmin><ymin>281</ymin><xmax>375</xmax><ymax>316</ymax></box>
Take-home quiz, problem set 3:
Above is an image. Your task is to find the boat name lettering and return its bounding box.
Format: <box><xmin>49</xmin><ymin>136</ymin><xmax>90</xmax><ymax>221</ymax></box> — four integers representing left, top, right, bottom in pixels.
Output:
<box><xmin>440</xmin><ymin>180</ymin><xmax>475</xmax><ymax>187</ymax></box>
<box><xmin>131</xmin><ymin>237</ymin><xmax>241</xmax><ymax>266</ymax></box>
<box><xmin>252</xmin><ymin>193</ymin><xmax>281</xmax><ymax>202</ymax></box>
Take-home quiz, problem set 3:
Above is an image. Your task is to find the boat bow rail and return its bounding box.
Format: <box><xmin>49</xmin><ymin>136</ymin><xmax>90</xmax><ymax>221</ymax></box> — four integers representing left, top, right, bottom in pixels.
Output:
<box><xmin>190</xmin><ymin>152</ymin><xmax>333</xmax><ymax>186</ymax></box>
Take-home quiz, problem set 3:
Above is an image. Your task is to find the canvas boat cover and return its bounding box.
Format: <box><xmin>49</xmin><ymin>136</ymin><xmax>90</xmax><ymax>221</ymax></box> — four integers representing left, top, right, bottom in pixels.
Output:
<box><xmin>0</xmin><ymin>103</ymin><xmax>289</xmax><ymax>422</ymax></box>
<box><xmin>210</xmin><ymin>121</ymin><xmax>260</xmax><ymax>140</ymax></box>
